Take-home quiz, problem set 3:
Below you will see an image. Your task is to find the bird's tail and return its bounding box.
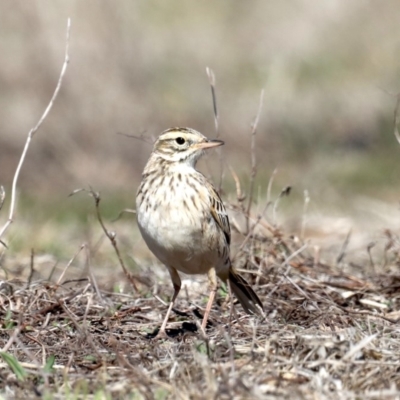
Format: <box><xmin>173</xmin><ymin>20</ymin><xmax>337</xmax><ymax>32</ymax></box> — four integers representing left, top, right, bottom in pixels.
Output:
<box><xmin>227</xmin><ymin>267</ymin><xmax>264</xmax><ymax>316</ymax></box>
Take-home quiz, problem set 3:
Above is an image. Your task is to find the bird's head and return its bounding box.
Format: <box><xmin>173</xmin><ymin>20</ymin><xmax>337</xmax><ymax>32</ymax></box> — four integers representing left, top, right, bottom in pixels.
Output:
<box><xmin>152</xmin><ymin>127</ymin><xmax>224</xmax><ymax>166</ymax></box>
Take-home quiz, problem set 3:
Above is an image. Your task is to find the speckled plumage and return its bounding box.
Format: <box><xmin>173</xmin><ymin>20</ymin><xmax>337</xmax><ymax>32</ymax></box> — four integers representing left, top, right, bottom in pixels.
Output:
<box><xmin>136</xmin><ymin>127</ymin><xmax>263</xmax><ymax>336</ymax></box>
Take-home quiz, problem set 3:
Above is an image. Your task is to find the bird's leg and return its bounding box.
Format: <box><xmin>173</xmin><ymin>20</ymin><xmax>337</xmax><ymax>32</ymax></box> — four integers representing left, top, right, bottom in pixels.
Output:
<box><xmin>157</xmin><ymin>267</ymin><xmax>181</xmax><ymax>338</ymax></box>
<box><xmin>201</xmin><ymin>267</ymin><xmax>218</xmax><ymax>332</ymax></box>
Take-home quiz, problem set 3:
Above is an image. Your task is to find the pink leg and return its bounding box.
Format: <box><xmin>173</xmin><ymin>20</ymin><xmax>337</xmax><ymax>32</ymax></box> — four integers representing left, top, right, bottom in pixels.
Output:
<box><xmin>156</xmin><ymin>267</ymin><xmax>181</xmax><ymax>338</ymax></box>
<box><xmin>201</xmin><ymin>268</ymin><xmax>217</xmax><ymax>332</ymax></box>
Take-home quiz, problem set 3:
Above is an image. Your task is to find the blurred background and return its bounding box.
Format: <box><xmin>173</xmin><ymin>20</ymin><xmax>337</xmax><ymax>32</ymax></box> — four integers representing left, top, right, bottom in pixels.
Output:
<box><xmin>1</xmin><ymin>1</ymin><xmax>400</xmax><ymax>266</ymax></box>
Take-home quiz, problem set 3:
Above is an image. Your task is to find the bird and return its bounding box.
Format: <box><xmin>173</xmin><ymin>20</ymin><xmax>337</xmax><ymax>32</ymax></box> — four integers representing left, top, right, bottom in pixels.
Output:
<box><xmin>136</xmin><ymin>127</ymin><xmax>263</xmax><ymax>337</ymax></box>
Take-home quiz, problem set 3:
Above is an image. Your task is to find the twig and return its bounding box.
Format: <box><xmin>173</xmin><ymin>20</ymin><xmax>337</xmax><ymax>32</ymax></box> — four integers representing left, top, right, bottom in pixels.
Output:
<box><xmin>232</xmin><ymin>215</ymin><xmax>262</xmax><ymax>263</ymax></box>
<box><xmin>1</xmin><ymin>326</ymin><xmax>21</xmax><ymax>352</ymax></box>
<box><xmin>232</xmin><ymin>185</ymin><xmax>278</xmax><ymax>264</ymax></box>
<box><xmin>47</xmin><ymin>260</ymin><xmax>59</xmax><ymax>282</ymax></box>
<box><xmin>0</xmin><ymin>186</ymin><xmax>5</xmax><ymax>248</ymax></box>
<box><xmin>342</xmin><ymin>334</ymin><xmax>377</xmax><ymax>361</ymax></box>
<box><xmin>367</xmin><ymin>241</ymin><xmax>376</xmax><ymax>274</ymax></box>
<box><xmin>206</xmin><ymin>67</ymin><xmax>224</xmax><ymax>193</ymax></box>
<box><xmin>336</xmin><ymin>229</ymin><xmax>352</xmax><ymax>265</ymax></box>
<box><xmin>266</xmin><ymin>168</ymin><xmax>277</xmax><ymax>207</ymax></box>
<box><xmin>206</xmin><ymin>67</ymin><xmax>219</xmax><ymax>137</ymax></box>
<box><xmin>246</xmin><ymin>89</ymin><xmax>264</xmax><ymax>234</ymax></box>
<box><xmin>116</xmin><ymin>131</ymin><xmax>154</xmax><ymax>145</ymax></box>
<box><xmin>27</xmin><ymin>248</ymin><xmax>35</xmax><ymax>289</ymax></box>
<box><xmin>394</xmin><ymin>93</ymin><xmax>400</xmax><ymax>145</ymax></box>
<box><xmin>84</xmin><ymin>242</ymin><xmax>103</xmax><ymax>301</ymax></box>
<box><xmin>112</xmin><ymin>208</ymin><xmax>136</xmax><ymax>222</ymax></box>
<box><xmin>336</xmin><ymin>304</ymin><xmax>399</xmax><ymax>324</ymax></box>
<box><xmin>0</xmin><ymin>18</ymin><xmax>71</xmax><ymax>242</ymax></box>
<box><xmin>85</xmin><ymin>188</ymin><xmax>138</xmax><ymax>292</ymax></box>
<box><xmin>56</xmin><ymin>244</ymin><xmax>85</xmax><ymax>285</ymax></box>
<box><xmin>281</xmin><ymin>242</ymin><xmax>309</xmax><ymax>268</ymax></box>
<box><xmin>0</xmin><ymin>186</ymin><xmax>5</xmax><ymax>212</ymax></box>
<box><xmin>272</xmin><ymin>186</ymin><xmax>292</xmax><ymax>225</ymax></box>
<box><xmin>300</xmin><ymin>190</ymin><xmax>310</xmax><ymax>240</ymax></box>
<box><xmin>228</xmin><ymin>165</ymin><xmax>245</xmax><ymax>204</ymax></box>
<box><xmin>263</xmin><ymin>169</ymin><xmax>281</xmax><ymax>225</ymax></box>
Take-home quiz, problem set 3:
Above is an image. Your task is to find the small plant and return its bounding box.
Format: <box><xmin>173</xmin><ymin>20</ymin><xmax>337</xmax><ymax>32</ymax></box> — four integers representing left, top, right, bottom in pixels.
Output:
<box><xmin>0</xmin><ymin>352</ymin><xmax>27</xmax><ymax>381</ymax></box>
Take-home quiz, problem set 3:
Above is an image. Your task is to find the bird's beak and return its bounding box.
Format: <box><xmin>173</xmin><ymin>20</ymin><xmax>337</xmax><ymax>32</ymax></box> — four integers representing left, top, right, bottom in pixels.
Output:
<box><xmin>195</xmin><ymin>139</ymin><xmax>224</xmax><ymax>150</ymax></box>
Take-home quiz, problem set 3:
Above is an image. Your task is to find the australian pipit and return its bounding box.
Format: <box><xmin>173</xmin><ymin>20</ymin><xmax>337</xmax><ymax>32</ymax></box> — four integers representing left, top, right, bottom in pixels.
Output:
<box><xmin>136</xmin><ymin>127</ymin><xmax>263</xmax><ymax>336</ymax></box>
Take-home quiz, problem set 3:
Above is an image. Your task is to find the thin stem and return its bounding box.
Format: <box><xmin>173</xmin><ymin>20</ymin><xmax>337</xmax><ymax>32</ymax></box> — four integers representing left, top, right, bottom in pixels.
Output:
<box><xmin>89</xmin><ymin>189</ymin><xmax>138</xmax><ymax>292</ymax></box>
<box><xmin>246</xmin><ymin>89</ymin><xmax>264</xmax><ymax>234</ymax></box>
<box><xmin>0</xmin><ymin>18</ymin><xmax>71</xmax><ymax>242</ymax></box>
<box><xmin>206</xmin><ymin>67</ymin><xmax>224</xmax><ymax>192</ymax></box>
<box><xmin>394</xmin><ymin>93</ymin><xmax>400</xmax><ymax>145</ymax></box>
<box><xmin>206</xmin><ymin>67</ymin><xmax>219</xmax><ymax>137</ymax></box>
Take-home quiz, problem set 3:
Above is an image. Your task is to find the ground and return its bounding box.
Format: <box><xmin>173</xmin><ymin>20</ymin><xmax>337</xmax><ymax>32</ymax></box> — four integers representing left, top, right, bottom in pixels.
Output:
<box><xmin>1</xmin><ymin>198</ymin><xmax>400</xmax><ymax>400</ymax></box>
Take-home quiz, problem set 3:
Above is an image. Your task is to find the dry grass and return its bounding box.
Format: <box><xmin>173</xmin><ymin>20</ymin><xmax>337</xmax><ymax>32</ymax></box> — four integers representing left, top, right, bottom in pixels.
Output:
<box><xmin>2</xmin><ymin>204</ymin><xmax>400</xmax><ymax>399</ymax></box>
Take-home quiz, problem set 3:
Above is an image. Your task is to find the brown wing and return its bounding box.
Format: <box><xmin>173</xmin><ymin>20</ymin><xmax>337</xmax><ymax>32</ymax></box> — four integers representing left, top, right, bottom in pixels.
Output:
<box><xmin>208</xmin><ymin>183</ymin><xmax>231</xmax><ymax>246</ymax></box>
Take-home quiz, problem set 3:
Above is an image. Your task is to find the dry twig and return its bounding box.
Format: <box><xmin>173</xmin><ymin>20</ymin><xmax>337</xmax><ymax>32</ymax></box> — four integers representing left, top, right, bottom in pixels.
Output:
<box><xmin>0</xmin><ymin>19</ymin><xmax>71</xmax><ymax>242</ymax></box>
<box><xmin>246</xmin><ymin>89</ymin><xmax>264</xmax><ymax>234</ymax></box>
<box><xmin>206</xmin><ymin>67</ymin><xmax>219</xmax><ymax>137</ymax></box>
<box><xmin>71</xmin><ymin>188</ymin><xmax>139</xmax><ymax>292</ymax></box>
<box><xmin>206</xmin><ymin>67</ymin><xmax>225</xmax><ymax>193</ymax></box>
<box><xmin>394</xmin><ymin>93</ymin><xmax>400</xmax><ymax>145</ymax></box>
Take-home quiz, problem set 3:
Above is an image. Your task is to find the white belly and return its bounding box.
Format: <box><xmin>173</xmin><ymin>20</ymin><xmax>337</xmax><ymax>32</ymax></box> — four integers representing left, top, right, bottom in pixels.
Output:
<box><xmin>136</xmin><ymin>174</ymin><xmax>224</xmax><ymax>275</ymax></box>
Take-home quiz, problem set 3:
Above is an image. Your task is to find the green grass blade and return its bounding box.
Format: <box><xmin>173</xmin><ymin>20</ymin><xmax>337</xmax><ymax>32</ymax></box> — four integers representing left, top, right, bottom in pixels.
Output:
<box><xmin>0</xmin><ymin>352</ymin><xmax>27</xmax><ymax>381</ymax></box>
<box><xmin>43</xmin><ymin>354</ymin><xmax>55</xmax><ymax>374</ymax></box>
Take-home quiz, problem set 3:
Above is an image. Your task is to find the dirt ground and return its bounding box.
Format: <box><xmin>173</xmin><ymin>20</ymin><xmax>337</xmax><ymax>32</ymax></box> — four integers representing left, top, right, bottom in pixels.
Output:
<box><xmin>1</xmin><ymin>206</ymin><xmax>400</xmax><ymax>400</ymax></box>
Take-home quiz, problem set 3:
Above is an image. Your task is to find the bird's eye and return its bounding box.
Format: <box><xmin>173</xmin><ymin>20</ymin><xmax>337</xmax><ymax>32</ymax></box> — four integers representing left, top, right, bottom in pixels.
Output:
<box><xmin>175</xmin><ymin>137</ymin><xmax>185</xmax><ymax>145</ymax></box>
